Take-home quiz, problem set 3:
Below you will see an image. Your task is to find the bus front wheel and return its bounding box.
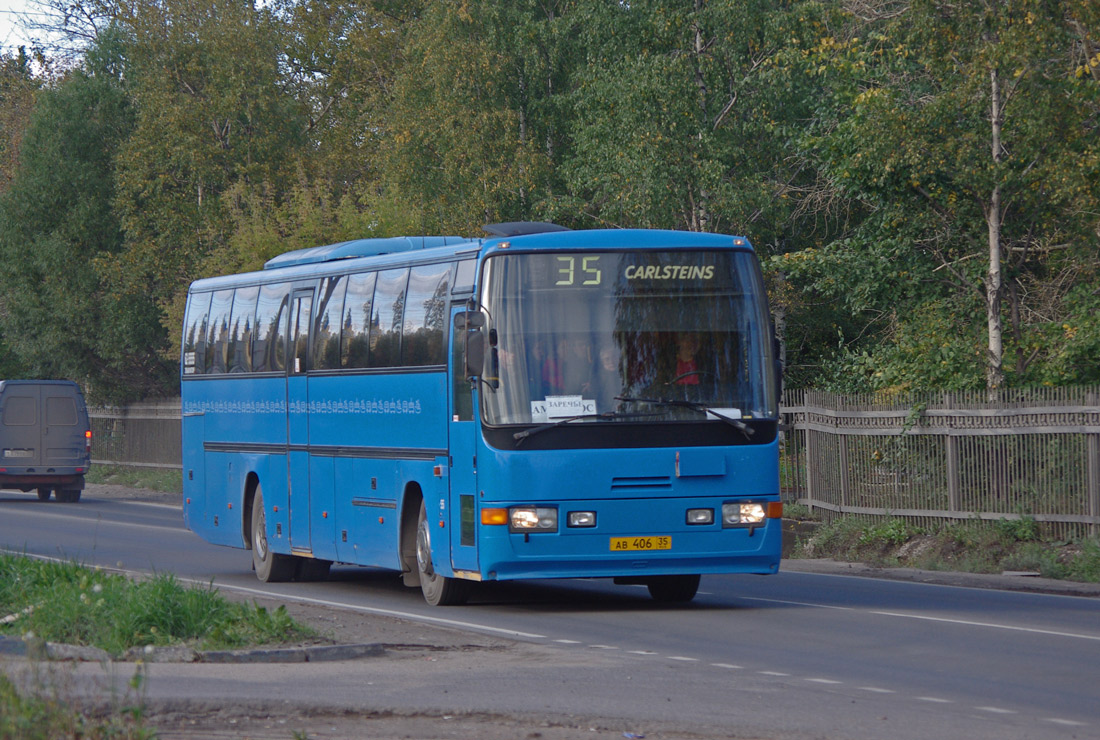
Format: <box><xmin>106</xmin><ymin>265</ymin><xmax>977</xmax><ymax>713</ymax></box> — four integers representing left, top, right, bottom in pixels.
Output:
<box><xmin>415</xmin><ymin>500</ymin><xmax>470</xmax><ymax>606</ymax></box>
<box><xmin>646</xmin><ymin>574</ymin><xmax>700</xmax><ymax>603</ymax></box>
<box><xmin>251</xmin><ymin>487</ymin><xmax>296</xmax><ymax>582</ymax></box>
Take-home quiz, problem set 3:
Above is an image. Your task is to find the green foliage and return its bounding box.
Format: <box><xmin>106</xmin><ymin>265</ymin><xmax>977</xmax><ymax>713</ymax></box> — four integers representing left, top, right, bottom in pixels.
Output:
<box><xmin>86</xmin><ymin>464</ymin><xmax>183</xmax><ymax>494</ymax></box>
<box><xmin>1</xmin><ymin>0</ymin><xmax>1098</xmax><ymax>394</ymax></box>
<box><xmin>994</xmin><ymin>514</ymin><xmax>1041</xmax><ymax>543</ymax></box>
<box><xmin>0</xmin><ymin>555</ymin><xmax>316</xmax><ymax>655</ymax></box>
<box><xmin>1</xmin><ymin>671</ymin><xmax>156</xmax><ymax>740</ymax></box>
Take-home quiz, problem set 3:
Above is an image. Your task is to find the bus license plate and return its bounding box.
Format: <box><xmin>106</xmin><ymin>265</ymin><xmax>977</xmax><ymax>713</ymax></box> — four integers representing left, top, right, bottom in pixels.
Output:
<box><xmin>610</xmin><ymin>536</ymin><xmax>671</xmax><ymax>552</ymax></box>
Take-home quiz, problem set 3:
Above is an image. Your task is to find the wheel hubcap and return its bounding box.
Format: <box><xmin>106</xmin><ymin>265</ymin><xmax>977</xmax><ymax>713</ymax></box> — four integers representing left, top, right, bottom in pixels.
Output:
<box><xmin>255</xmin><ymin>510</ymin><xmax>268</xmax><ymax>559</ymax></box>
<box><xmin>416</xmin><ymin>519</ymin><xmax>434</xmax><ymax>577</ymax></box>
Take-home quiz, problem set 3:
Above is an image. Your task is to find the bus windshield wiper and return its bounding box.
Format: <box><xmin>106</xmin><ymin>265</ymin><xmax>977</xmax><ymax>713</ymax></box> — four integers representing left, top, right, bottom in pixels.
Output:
<box><xmin>615</xmin><ymin>396</ymin><xmax>755</xmax><ymax>439</ymax></box>
<box><xmin>513</xmin><ymin>411</ymin><xmax>662</xmax><ymax>445</ymax></box>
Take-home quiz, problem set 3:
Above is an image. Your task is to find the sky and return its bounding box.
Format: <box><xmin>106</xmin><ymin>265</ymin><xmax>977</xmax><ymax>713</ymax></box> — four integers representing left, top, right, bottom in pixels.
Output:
<box><xmin>1</xmin><ymin>0</ymin><xmax>38</xmax><ymax>51</ymax></box>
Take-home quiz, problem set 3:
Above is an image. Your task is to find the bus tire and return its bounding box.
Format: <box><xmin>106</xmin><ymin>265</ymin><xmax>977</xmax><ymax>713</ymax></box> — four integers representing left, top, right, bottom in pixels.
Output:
<box><xmin>416</xmin><ymin>500</ymin><xmax>469</xmax><ymax>606</ymax></box>
<box><xmin>251</xmin><ymin>487</ymin><xmax>296</xmax><ymax>582</ymax></box>
<box><xmin>646</xmin><ymin>574</ymin><xmax>700</xmax><ymax>603</ymax></box>
<box><xmin>36</xmin><ymin>487</ymin><xmax>52</xmax><ymax>501</ymax></box>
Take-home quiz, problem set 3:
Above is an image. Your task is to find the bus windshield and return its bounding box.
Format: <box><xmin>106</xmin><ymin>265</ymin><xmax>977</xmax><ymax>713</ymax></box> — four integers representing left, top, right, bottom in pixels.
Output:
<box><xmin>479</xmin><ymin>250</ymin><xmax>777</xmax><ymax>427</ymax></box>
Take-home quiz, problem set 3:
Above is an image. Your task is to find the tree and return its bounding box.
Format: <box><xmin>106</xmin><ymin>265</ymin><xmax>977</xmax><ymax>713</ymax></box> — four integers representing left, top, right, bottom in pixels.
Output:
<box><xmin>784</xmin><ymin>0</ymin><xmax>1100</xmax><ymax>392</ymax></box>
<box><xmin>0</xmin><ymin>29</ymin><xmax>162</xmax><ymax>401</ymax></box>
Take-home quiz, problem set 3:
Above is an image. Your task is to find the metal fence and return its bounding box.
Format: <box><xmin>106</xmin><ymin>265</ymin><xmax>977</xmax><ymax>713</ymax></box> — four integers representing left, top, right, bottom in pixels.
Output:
<box><xmin>91</xmin><ymin>388</ymin><xmax>1100</xmax><ymax>535</ymax></box>
<box><xmin>780</xmin><ymin>387</ymin><xmax>1100</xmax><ymax>537</ymax></box>
<box><xmin>89</xmin><ymin>401</ymin><xmax>182</xmax><ymax>470</ymax></box>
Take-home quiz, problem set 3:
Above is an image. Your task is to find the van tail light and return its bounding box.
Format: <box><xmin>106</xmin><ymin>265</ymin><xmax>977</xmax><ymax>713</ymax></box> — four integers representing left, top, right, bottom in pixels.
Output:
<box><xmin>85</xmin><ymin>430</ymin><xmax>92</xmax><ymax>456</ymax></box>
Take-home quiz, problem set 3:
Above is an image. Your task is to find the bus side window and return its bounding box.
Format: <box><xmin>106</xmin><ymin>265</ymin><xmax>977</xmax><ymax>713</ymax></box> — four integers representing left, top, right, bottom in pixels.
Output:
<box><xmin>370</xmin><ymin>267</ymin><xmax>409</xmax><ymax>369</ymax></box>
<box><xmin>341</xmin><ymin>272</ymin><xmax>376</xmax><ymax>369</ymax></box>
<box><xmin>403</xmin><ymin>263</ymin><xmax>451</xmax><ymax>366</ymax></box>
<box><xmin>183</xmin><ymin>292</ymin><xmax>211</xmax><ymax>375</ymax></box>
<box><xmin>254</xmin><ymin>283</ymin><xmax>290</xmax><ymax>372</ymax></box>
<box><xmin>453</xmin><ymin>259</ymin><xmax>476</xmax><ymax>294</ymax></box>
<box><xmin>451</xmin><ymin>307</ymin><xmax>474</xmax><ymax>421</ymax></box>
<box><xmin>205</xmin><ymin>289</ymin><xmax>234</xmax><ymax>374</ymax></box>
<box><xmin>227</xmin><ymin>285</ymin><xmax>258</xmax><ymax>373</ymax></box>
<box><xmin>313</xmin><ymin>276</ymin><xmax>347</xmax><ymax>371</ymax></box>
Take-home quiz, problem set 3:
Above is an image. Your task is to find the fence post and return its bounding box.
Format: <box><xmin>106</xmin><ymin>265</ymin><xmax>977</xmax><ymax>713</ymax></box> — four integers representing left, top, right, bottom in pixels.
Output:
<box><xmin>1088</xmin><ymin>433</ymin><xmax>1099</xmax><ymax>538</ymax></box>
<box><xmin>805</xmin><ymin>429</ymin><xmax>816</xmax><ymax>514</ymax></box>
<box><xmin>838</xmin><ymin>436</ymin><xmax>850</xmax><ymax>510</ymax></box>
<box><xmin>946</xmin><ymin>434</ymin><xmax>961</xmax><ymax>514</ymax></box>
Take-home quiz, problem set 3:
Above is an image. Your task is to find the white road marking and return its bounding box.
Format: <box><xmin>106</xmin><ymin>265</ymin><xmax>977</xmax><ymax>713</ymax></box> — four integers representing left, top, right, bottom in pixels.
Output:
<box><xmin>917</xmin><ymin>697</ymin><xmax>953</xmax><ymax>704</ymax></box>
<box><xmin>1044</xmin><ymin>718</ymin><xmax>1087</xmax><ymax>727</ymax></box>
<box><xmin>740</xmin><ymin>596</ymin><xmax>1100</xmax><ymax>642</ymax></box>
<box><xmin>975</xmin><ymin>706</ymin><xmax>1017</xmax><ymax>715</ymax></box>
<box><xmin>668</xmin><ymin>656</ymin><xmax>698</xmax><ymax>662</ymax></box>
<box><xmin>857</xmin><ymin>687</ymin><xmax>895</xmax><ymax>694</ymax></box>
<box><xmin>711</xmin><ymin>663</ymin><xmax>742</xmax><ymax>669</ymax></box>
<box><xmin>805</xmin><ymin>678</ymin><xmax>842</xmax><ymax>685</ymax></box>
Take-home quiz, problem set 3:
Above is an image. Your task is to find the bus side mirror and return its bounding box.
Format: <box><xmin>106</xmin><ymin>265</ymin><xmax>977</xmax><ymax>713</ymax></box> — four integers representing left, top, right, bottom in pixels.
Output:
<box><xmin>455</xmin><ymin>312</ymin><xmax>486</xmax><ymax>377</ymax></box>
<box><xmin>466</xmin><ymin>330</ymin><xmax>485</xmax><ymax>377</ymax></box>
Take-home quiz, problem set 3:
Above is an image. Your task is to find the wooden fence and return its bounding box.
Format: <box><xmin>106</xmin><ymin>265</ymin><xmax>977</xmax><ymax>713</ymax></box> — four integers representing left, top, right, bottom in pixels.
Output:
<box><xmin>90</xmin><ymin>388</ymin><xmax>1100</xmax><ymax>535</ymax></box>
<box><xmin>780</xmin><ymin>387</ymin><xmax>1100</xmax><ymax>537</ymax></box>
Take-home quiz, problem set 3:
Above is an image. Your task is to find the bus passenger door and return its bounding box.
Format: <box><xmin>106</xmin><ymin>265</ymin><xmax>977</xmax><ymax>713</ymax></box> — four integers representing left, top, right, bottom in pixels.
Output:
<box><xmin>448</xmin><ymin>306</ymin><xmax>479</xmax><ymax>573</ymax></box>
<box><xmin>287</xmin><ymin>290</ymin><xmax>313</xmax><ymax>552</ymax></box>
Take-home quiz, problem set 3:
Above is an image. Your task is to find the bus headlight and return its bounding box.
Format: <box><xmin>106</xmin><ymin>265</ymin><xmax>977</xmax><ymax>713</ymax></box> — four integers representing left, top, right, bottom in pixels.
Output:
<box><xmin>509</xmin><ymin>507</ymin><xmax>558</xmax><ymax>533</ymax></box>
<box><xmin>686</xmin><ymin>508</ymin><xmax>714</xmax><ymax>525</ymax></box>
<box><xmin>567</xmin><ymin>511</ymin><xmax>597</xmax><ymax>528</ymax></box>
<box><xmin>722</xmin><ymin>502</ymin><xmax>767</xmax><ymax>528</ymax></box>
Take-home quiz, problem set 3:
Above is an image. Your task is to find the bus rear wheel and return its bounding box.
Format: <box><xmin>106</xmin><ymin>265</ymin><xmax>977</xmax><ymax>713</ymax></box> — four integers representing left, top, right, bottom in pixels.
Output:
<box><xmin>646</xmin><ymin>574</ymin><xmax>700</xmax><ymax>603</ymax></box>
<box><xmin>415</xmin><ymin>500</ymin><xmax>469</xmax><ymax>606</ymax></box>
<box><xmin>251</xmin><ymin>487</ymin><xmax>296</xmax><ymax>582</ymax></box>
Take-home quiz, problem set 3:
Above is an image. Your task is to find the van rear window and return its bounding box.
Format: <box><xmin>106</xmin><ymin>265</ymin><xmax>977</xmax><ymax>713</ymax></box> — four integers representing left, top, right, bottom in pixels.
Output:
<box><xmin>46</xmin><ymin>397</ymin><xmax>78</xmax><ymax>426</ymax></box>
<box><xmin>2</xmin><ymin>396</ymin><xmax>36</xmax><ymax>426</ymax></box>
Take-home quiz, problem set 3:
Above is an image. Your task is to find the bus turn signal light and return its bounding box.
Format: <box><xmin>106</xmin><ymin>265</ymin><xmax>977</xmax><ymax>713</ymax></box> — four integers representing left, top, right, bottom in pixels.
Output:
<box><xmin>767</xmin><ymin>502</ymin><xmax>784</xmax><ymax>519</ymax></box>
<box><xmin>481</xmin><ymin>508</ymin><xmax>509</xmax><ymax>526</ymax></box>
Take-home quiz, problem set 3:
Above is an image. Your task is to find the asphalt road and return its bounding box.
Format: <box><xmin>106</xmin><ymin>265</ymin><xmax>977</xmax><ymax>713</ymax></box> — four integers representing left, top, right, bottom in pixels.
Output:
<box><xmin>2</xmin><ymin>487</ymin><xmax>1099</xmax><ymax>740</ymax></box>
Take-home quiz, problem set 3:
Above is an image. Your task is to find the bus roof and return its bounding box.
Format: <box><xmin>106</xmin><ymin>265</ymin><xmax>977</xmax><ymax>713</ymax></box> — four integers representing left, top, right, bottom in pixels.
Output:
<box><xmin>189</xmin><ymin>228</ymin><xmax>755</xmax><ymax>293</ymax></box>
<box><xmin>263</xmin><ymin>235</ymin><xmax>473</xmax><ymax>270</ymax></box>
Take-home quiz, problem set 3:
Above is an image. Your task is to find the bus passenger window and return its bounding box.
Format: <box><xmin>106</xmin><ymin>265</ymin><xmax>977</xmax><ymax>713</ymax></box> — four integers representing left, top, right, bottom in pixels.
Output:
<box><xmin>253</xmin><ymin>283</ymin><xmax>289</xmax><ymax>372</ymax></box>
<box><xmin>227</xmin><ymin>285</ymin><xmax>258</xmax><ymax>373</ymax></box>
<box><xmin>313</xmin><ymin>276</ymin><xmax>347</xmax><ymax>371</ymax></box>
<box><xmin>341</xmin><ymin>272</ymin><xmax>375</xmax><ymax>369</ymax></box>
<box><xmin>182</xmin><ymin>292</ymin><xmax>211</xmax><ymax>375</ymax></box>
<box><xmin>205</xmin><ymin>289</ymin><xmax>234</xmax><ymax>374</ymax></box>
<box><xmin>369</xmin><ymin>267</ymin><xmax>409</xmax><ymax>369</ymax></box>
<box><xmin>403</xmin><ymin>263</ymin><xmax>450</xmax><ymax>366</ymax></box>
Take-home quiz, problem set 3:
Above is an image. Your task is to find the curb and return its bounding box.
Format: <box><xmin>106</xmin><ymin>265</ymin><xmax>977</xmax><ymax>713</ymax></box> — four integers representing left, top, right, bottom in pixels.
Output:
<box><xmin>0</xmin><ymin>635</ymin><xmax>385</xmax><ymax>664</ymax></box>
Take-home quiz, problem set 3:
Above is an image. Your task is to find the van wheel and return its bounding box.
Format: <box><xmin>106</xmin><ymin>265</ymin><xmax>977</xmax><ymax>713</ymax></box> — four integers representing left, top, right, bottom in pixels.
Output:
<box><xmin>36</xmin><ymin>487</ymin><xmax>52</xmax><ymax>501</ymax></box>
<box><xmin>250</xmin><ymin>486</ymin><xmax>296</xmax><ymax>582</ymax></box>
<box><xmin>56</xmin><ymin>489</ymin><xmax>81</xmax><ymax>504</ymax></box>
<box><xmin>416</xmin><ymin>500</ymin><xmax>469</xmax><ymax>606</ymax></box>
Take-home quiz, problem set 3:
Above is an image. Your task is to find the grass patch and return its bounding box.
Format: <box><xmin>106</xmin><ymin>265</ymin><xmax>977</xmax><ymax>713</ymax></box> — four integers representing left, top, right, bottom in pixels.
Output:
<box><xmin>795</xmin><ymin>515</ymin><xmax>1100</xmax><ymax>582</ymax></box>
<box><xmin>0</xmin><ymin>554</ymin><xmax>315</xmax><ymax>655</ymax></box>
<box><xmin>86</xmin><ymin>465</ymin><xmax>182</xmax><ymax>495</ymax></box>
<box><xmin>1</xmin><ymin>670</ymin><xmax>154</xmax><ymax>740</ymax></box>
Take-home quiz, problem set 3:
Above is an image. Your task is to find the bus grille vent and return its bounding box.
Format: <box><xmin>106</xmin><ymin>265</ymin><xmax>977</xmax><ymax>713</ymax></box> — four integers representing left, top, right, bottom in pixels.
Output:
<box><xmin>610</xmin><ymin>476</ymin><xmax>672</xmax><ymax>492</ymax></box>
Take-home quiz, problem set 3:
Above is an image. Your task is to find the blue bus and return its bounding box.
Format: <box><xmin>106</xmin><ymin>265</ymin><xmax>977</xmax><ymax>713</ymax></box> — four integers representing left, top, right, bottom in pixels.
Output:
<box><xmin>181</xmin><ymin>223</ymin><xmax>783</xmax><ymax>605</ymax></box>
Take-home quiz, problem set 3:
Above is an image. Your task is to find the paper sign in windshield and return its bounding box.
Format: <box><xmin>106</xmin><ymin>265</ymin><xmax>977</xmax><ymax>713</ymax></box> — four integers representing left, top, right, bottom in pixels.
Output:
<box><xmin>531</xmin><ymin>396</ymin><xmax>597</xmax><ymax>422</ymax></box>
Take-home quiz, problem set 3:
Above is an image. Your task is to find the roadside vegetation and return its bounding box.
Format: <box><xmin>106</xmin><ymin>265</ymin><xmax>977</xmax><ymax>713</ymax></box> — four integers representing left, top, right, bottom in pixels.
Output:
<box><xmin>86</xmin><ymin>465</ymin><xmax>182</xmax><ymax>495</ymax></box>
<box><xmin>0</xmin><ymin>554</ymin><xmax>315</xmax><ymax>655</ymax></box>
<box><xmin>785</xmin><ymin>506</ymin><xmax>1100</xmax><ymax>582</ymax></box>
<box><xmin>0</xmin><ymin>669</ymin><xmax>154</xmax><ymax>740</ymax></box>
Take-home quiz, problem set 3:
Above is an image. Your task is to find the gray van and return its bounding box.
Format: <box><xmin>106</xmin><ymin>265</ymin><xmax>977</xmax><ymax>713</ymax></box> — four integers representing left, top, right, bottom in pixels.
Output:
<box><xmin>0</xmin><ymin>380</ymin><xmax>92</xmax><ymax>503</ymax></box>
